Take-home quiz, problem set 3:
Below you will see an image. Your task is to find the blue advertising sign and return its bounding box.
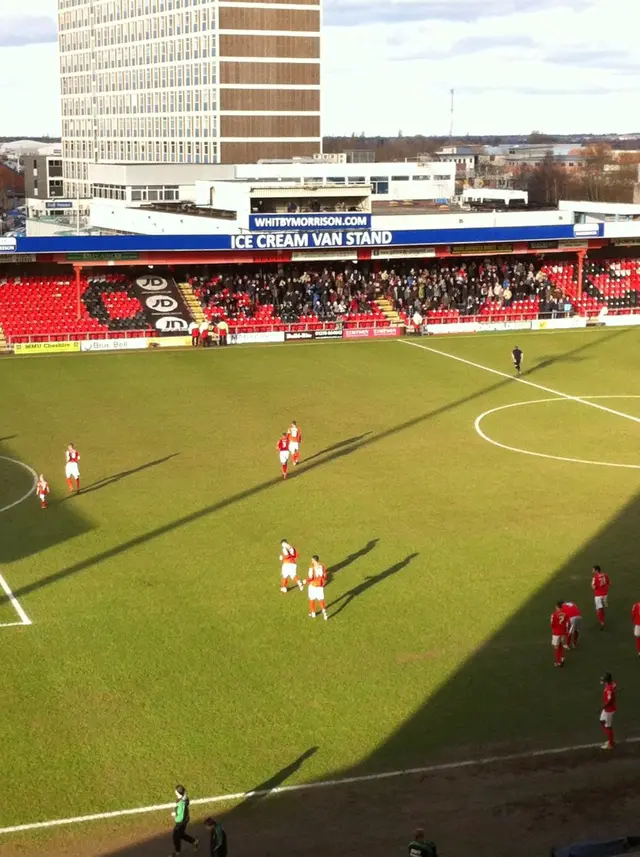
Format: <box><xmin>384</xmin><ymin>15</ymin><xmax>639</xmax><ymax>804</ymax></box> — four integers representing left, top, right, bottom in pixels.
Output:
<box><xmin>249</xmin><ymin>213</ymin><xmax>371</xmax><ymax>231</ymax></box>
<box><xmin>12</xmin><ymin>222</ymin><xmax>605</xmax><ymax>255</ymax></box>
<box><xmin>45</xmin><ymin>200</ymin><xmax>74</xmax><ymax>210</ymax></box>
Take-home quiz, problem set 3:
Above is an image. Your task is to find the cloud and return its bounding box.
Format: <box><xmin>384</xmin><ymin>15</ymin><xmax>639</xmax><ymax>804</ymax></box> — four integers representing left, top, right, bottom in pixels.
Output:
<box><xmin>391</xmin><ymin>33</ymin><xmax>536</xmax><ymax>62</ymax></box>
<box><xmin>325</xmin><ymin>0</ymin><xmax>590</xmax><ymax>27</ymax></box>
<box><xmin>460</xmin><ymin>84</ymin><xmax>627</xmax><ymax>97</ymax></box>
<box><xmin>544</xmin><ymin>47</ymin><xmax>640</xmax><ymax>75</ymax></box>
<box><xmin>0</xmin><ymin>15</ymin><xmax>57</xmax><ymax>48</ymax></box>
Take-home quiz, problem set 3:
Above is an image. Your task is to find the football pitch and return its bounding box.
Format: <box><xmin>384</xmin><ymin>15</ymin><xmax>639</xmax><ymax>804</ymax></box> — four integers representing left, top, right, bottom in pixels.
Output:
<box><xmin>3</xmin><ymin>329</ymin><xmax>640</xmax><ymax>856</ymax></box>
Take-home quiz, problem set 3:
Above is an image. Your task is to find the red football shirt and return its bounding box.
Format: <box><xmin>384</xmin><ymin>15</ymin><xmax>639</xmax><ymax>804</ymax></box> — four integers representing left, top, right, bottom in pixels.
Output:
<box><xmin>550</xmin><ymin>609</ymin><xmax>569</xmax><ymax>636</ymax></box>
<box><xmin>602</xmin><ymin>681</ymin><xmax>617</xmax><ymax>713</ymax></box>
<box><xmin>562</xmin><ymin>602</ymin><xmax>581</xmax><ymax>619</ymax></box>
<box><xmin>277</xmin><ymin>438</ymin><xmax>289</xmax><ymax>452</ymax></box>
<box><xmin>592</xmin><ymin>572</ymin><xmax>610</xmax><ymax>597</ymax></box>
<box><xmin>280</xmin><ymin>544</ymin><xmax>298</xmax><ymax>563</ymax></box>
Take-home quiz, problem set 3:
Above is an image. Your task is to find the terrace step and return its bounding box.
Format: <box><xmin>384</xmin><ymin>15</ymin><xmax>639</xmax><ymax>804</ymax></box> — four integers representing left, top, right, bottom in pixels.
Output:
<box><xmin>178</xmin><ymin>282</ymin><xmax>206</xmax><ymax>324</ymax></box>
<box><xmin>375</xmin><ymin>298</ymin><xmax>402</xmax><ymax>325</ymax></box>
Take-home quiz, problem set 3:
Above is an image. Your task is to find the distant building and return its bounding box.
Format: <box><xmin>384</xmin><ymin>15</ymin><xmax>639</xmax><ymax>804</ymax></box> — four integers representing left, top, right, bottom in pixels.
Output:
<box><xmin>23</xmin><ymin>150</ymin><xmax>64</xmax><ymax>202</ymax></box>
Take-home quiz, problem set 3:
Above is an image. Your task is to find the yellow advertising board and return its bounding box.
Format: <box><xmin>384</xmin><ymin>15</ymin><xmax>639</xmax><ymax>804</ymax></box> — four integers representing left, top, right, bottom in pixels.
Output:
<box><xmin>13</xmin><ymin>341</ymin><xmax>82</xmax><ymax>355</ymax></box>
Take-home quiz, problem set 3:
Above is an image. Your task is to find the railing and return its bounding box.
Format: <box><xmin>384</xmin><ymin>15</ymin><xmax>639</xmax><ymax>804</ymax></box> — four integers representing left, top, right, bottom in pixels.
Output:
<box><xmin>5</xmin><ymin>318</ymin><xmax>395</xmax><ymax>345</ymax></box>
<box><xmin>6</xmin><ymin>305</ymin><xmax>640</xmax><ymax>346</ymax></box>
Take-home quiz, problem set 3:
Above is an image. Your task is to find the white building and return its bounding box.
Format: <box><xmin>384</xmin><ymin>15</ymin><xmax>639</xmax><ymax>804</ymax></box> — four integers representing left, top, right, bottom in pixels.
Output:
<box><xmin>57</xmin><ymin>0</ymin><xmax>322</xmax><ymax>200</ymax></box>
<box><xmin>88</xmin><ymin>159</ymin><xmax>456</xmax><ymax>233</ymax></box>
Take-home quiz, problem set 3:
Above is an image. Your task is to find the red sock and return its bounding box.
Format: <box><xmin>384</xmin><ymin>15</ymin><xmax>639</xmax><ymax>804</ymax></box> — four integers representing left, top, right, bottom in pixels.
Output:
<box><xmin>308</xmin><ymin>601</ymin><xmax>315</xmax><ymax>613</ymax></box>
<box><xmin>635</xmin><ymin>637</ymin><xmax>640</xmax><ymax>653</ymax></box>
<box><xmin>282</xmin><ymin>463</ymin><xmax>287</xmax><ymax>478</ymax></box>
<box><xmin>602</xmin><ymin>725</ymin><xmax>614</xmax><ymax>746</ymax></box>
<box><xmin>597</xmin><ymin>608</ymin><xmax>605</xmax><ymax>626</ymax></box>
<box><xmin>67</xmin><ymin>478</ymin><xmax>74</xmax><ymax>491</ymax></box>
<box><xmin>293</xmin><ymin>452</ymin><xmax>300</xmax><ymax>465</ymax></box>
<box><xmin>75</xmin><ymin>478</ymin><xmax>80</xmax><ymax>490</ymax></box>
<box><xmin>554</xmin><ymin>645</ymin><xmax>564</xmax><ymax>665</ymax></box>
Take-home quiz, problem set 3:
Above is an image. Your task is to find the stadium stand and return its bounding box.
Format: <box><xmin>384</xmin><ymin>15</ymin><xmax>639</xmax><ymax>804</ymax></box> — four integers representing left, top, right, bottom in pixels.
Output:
<box><xmin>2</xmin><ymin>256</ymin><xmax>640</xmax><ymax>342</ymax></box>
<box><xmin>0</xmin><ymin>273</ymin><xmax>149</xmax><ymax>341</ymax></box>
<box><xmin>582</xmin><ymin>258</ymin><xmax>640</xmax><ymax>312</ymax></box>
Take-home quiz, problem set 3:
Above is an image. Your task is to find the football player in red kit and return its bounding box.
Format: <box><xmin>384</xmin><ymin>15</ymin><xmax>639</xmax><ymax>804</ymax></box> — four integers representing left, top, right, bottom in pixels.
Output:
<box><xmin>287</xmin><ymin>421</ymin><xmax>302</xmax><ymax>466</ymax></box>
<box><xmin>631</xmin><ymin>601</ymin><xmax>640</xmax><ymax>655</ymax></box>
<box><xmin>307</xmin><ymin>555</ymin><xmax>328</xmax><ymax>621</ymax></box>
<box><xmin>550</xmin><ymin>602</ymin><xmax>569</xmax><ymax>667</ymax></box>
<box><xmin>591</xmin><ymin>565</ymin><xmax>610</xmax><ymax>629</ymax></box>
<box><xmin>36</xmin><ymin>474</ymin><xmax>50</xmax><ymax>509</ymax></box>
<box><xmin>276</xmin><ymin>433</ymin><xmax>290</xmax><ymax>479</ymax></box>
<box><xmin>65</xmin><ymin>443</ymin><xmax>81</xmax><ymax>493</ymax></box>
<box><xmin>279</xmin><ymin>539</ymin><xmax>304</xmax><ymax>593</ymax></box>
<box><xmin>600</xmin><ymin>672</ymin><xmax>617</xmax><ymax>750</ymax></box>
<box><xmin>562</xmin><ymin>601</ymin><xmax>582</xmax><ymax>649</ymax></box>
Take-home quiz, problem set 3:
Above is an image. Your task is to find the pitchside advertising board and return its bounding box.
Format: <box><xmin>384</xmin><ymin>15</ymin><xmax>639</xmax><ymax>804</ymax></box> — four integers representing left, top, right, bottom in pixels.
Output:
<box><xmin>6</xmin><ymin>222</ymin><xmax>607</xmax><ymax>255</ymax></box>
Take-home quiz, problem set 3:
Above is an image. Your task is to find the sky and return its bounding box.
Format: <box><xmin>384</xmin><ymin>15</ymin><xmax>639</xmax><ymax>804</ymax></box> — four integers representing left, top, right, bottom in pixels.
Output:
<box><xmin>1</xmin><ymin>0</ymin><xmax>639</xmax><ymax>138</ymax></box>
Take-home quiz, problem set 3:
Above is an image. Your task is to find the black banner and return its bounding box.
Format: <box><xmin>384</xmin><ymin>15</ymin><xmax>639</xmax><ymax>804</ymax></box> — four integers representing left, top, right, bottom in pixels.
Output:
<box><xmin>132</xmin><ymin>274</ymin><xmax>192</xmax><ymax>334</ymax></box>
<box><xmin>284</xmin><ymin>331</ymin><xmax>314</xmax><ymax>341</ymax></box>
<box><xmin>314</xmin><ymin>328</ymin><xmax>343</xmax><ymax>339</ymax></box>
<box><xmin>284</xmin><ymin>329</ymin><xmax>344</xmax><ymax>341</ymax></box>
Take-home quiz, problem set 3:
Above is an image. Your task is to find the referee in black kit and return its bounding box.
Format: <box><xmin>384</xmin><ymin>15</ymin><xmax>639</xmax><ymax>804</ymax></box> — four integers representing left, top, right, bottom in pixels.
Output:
<box><xmin>512</xmin><ymin>345</ymin><xmax>523</xmax><ymax>375</ymax></box>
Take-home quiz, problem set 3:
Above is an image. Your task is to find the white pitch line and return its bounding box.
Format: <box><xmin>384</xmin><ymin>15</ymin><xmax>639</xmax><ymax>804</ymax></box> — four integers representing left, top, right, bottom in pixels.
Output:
<box><xmin>399</xmin><ymin>339</ymin><xmax>640</xmax><ymax>426</ymax></box>
<box><xmin>474</xmin><ymin>396</ymin><xmax>640</xmax><ymax>470</ymax></box>
<box><xmin>0</xmin><ymin>574</ymin><xmax>32</xmax><ymax>627</ymax></box>
<box><xmin>1</xmin><ymin>737</ymin><xmax>639</xmax><ymax>836</ymax></box>
<box><xmin>0</xmin><ymin>456</ymin><xmax>38</xmax><ymax>514</ymax></box>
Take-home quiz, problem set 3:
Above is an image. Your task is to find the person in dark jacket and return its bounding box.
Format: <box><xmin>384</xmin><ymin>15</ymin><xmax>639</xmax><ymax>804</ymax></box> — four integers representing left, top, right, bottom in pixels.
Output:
<box><xmin>204</xmin><ymin>816</ymin><xmax>228</xmax><ymax>856</ymax></box>
<box><xmin>409</xmin><ymin>828</ymin><xmax>437</xmax><ymax>857</ymax></box>
<box><xmin>170</xmin><ymin>784</ymin><xmax>199</xmax><ymax>855</ymax></box>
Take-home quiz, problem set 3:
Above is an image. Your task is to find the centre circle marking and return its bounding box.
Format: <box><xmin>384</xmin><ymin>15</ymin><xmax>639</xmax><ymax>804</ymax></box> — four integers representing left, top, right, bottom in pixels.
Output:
<box><xmin>474</xmin><ymin>395</ymin><xmax>640</xmax><ymax>470</ymax></box>
<box><xmin>0</xmin><ymin>457</ymin><xmax>38</xmax><ymax>513</ymax></box>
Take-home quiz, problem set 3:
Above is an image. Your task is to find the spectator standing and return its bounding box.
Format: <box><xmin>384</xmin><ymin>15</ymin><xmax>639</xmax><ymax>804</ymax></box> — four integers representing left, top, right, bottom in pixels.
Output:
<box><xmin>204</xmin><ymin>817</ymin><xmax>228</xmax><ymax>856</ymax></box>
<box><xmin>217</xmin><ymin>319</ymin><xmax>229</xmax><ymax>346</ymax></box>
<box><xmin>170</xmin><ymin>785</ymin><xmax>198</xmax><ymax>855</ymax></box>
<box><xmin>189</xmin><ymin>321</ymin><xmax>200</xmax><ymax>347</ymax></box>
<box><xmin>200</xmin><ymin>319</ymin><xmax>210</xmax><ymax>348</ymax></box>
<box><xmin>409</xmin><ymin>828</ymin><xmax>438</xmax><ymax>857</ymax></box>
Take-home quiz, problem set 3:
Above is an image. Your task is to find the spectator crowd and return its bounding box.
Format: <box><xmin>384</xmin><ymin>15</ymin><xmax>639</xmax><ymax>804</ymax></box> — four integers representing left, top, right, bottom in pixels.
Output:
<box><xmin>189</xmin><ymin>257</ymin><xmax>573</xmax><ymax>324</ymax></box>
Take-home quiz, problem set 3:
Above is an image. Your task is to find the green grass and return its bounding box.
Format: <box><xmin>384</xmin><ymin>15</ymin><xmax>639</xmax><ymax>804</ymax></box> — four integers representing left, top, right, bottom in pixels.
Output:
<box><xmin>2</xmin><ymin>330</ymin><xmax>640</xmax><ymax>843</ymax></box>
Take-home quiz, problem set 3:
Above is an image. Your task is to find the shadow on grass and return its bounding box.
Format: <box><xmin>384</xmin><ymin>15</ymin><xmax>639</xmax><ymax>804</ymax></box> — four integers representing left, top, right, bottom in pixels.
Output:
<box><xmin>0</xmin><ymin>437</ymin><xmax>95</xmax><ymax>564</ymax></box>
<box><xmin>238</xmin><ymin>747</ymin><xmax>318</xmax><ymax>811</ymax></box>
<box><xmin>0</xmin><ymin>326</ymin><xmax>624</xmax><ymax>606</ymax></box>
<box><xmin>304</xmin><ymin>433</ymin><xmax>373</xmax><ymax>464</ymax></box>
<box><xmin>327</xmin><ymin>538</ymin><xmax>379</xmax><ymax>582</ymax></box>
<box><xmin>59</xmin><ymin>453</ymin><xmax>180</xmax><ymax>500</ymax></box>
<box><xmin>327</xmin><ymin>552</ymin><xmax>418</xmax><ymax>619</ymax></box>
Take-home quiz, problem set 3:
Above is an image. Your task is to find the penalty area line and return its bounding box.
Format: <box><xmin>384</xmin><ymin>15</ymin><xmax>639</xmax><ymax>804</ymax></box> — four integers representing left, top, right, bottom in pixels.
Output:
<box><xmin>1</xmin><ymin>737</ymin><xmax>639</xmax><ymax>836</ymax></box>
<box><xmin>0</xmin><ymin>574</ymin><xmax>32</xmax><ymax>627</ymax></box>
